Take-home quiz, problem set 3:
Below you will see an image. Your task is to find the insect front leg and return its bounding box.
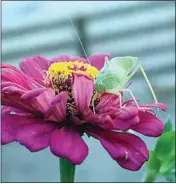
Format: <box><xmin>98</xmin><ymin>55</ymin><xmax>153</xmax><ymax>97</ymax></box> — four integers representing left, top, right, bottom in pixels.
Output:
<box><xmin>91</xmin><ymin>91</ymin><xmax>99</xmax><ymax>113</ymax></box>
<box><xmin>126</xmin><ymin>65</ymin><xmax>158</xmax><ymax>103</ymax></box>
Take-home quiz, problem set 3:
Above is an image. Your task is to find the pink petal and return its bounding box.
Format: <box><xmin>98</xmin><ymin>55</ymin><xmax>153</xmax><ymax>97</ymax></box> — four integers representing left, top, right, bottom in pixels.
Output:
<box><xmin>88</xmin><ymin>53</ymin><xmax>111</xmax><ymax>70</ymax></box>
<box><xmin>19</xmin><ymin>57</ymin><xmax>44</xmax><ymax>85</ymax></box>
<box><xmin>84</xmin><ymin>110</ymin><xmax>113</xmax><ymax>129</ymax></box>
<box><xmin>16</xmin><ymin>123</ymin><xmax>55</xmax><ymax>152</ymax></box>
<box><xmin>117</xmin><ymin>106</ymin><xmax>139</xmax><ymax>119</ymax></box>
<box><xmin>112</xmin><ymin>106</ymin><xmax>139</xmax><ymax>131</ymax></box>
<box><xmin>2</xmin><ymin>88</ymin><xmax>55</xmax><ymax>116</ymax></box>
<box><xmin>51</xmin><ymin>54</ymin><xmax>70</xmax><ymax>63</ymax></box>
<box><xmin>69</xmin><ymin>56</ymin><xmax>87</xmax><ymax>63</ymax></box>
<box><xmin>140</xmin><ymin>103</ymin><xmax>167</xmax><ymax>111</ymax></box>
<box><xmin>45</xmin><ymin>91</ymin><xmax>68</xmax><ymax>122</ymax></box>
<box><xmin>51</xmin><ymin>54</ymin><xmax>88</xmax><ymax>64</ymax></box>
<box><xmin>1</xmin><ymin>114</ymin><xmax>16</xmax><ymax>144</ymax></box>
<box><xmin>95</xmin><ymin>93</ymin><xmax>120</xmax><ymax>113</ymax></box>
<box><xmin>72</xmin><ymin>75</ymin><xmax>94</xmax><ymax>113</ymax></box>
<box><xmin>72</xmin><ymin>115</ymin><xmax>86</xmax><ymax>125</ymax></box>
<box><xmin>50</xmin><ymin>127</ymin><xmax>88</xmax><ymax>165</ymax></box>
<box><xmin>2</xmin><ymin>93</ymin><xmax>40</xmax><ymax>114</ymax></box>
<box><xmin>26</xmin><ymin>88</ymin><xmax>55</xmax><ymax>114</ymax></box>
<box><xmin>113</xmin><ymin>116</ymin><xmax>139</xmax><ymax>131</ymax></box>
<box><xmin>32</xmin><ymin>55</ymin><xmax>49</xmax><ymax>70</ymax></box>
<box><xmin>1</xmin><ymin>81</ymin><xmax>26</xmax><ymax>90</ymax></box>
<box><xmin>88</xmin><ymin>128</ymin><xmax>149</xmax><ymax>171</ymax></box>
<box><xmin>21</xmin><ymin>88</ymin><xmax>48</xmax><ymax>100</ymax></box>
<box><xmin>131</xmin><ymin>111</ymin><xmax>164</xmax><ymax>137</ymax></box>
<box><xmin>2</xmin><ymin>114</ymin><xmax>55</xmax><ymax>151</ymax></box>
<box><xmin>2</xmin><ymin>64</ymin><xmax>34</xmax><ymax>89</ymax></box>
<box><xmin>1</xmin><ymin>106</ymin><xmax>30</xmax><ymax>117</ymax></box>
<box><xmin>2</xmin><ymin>86</ymin><xmax>26</xmax><ymax>94</ymax></box>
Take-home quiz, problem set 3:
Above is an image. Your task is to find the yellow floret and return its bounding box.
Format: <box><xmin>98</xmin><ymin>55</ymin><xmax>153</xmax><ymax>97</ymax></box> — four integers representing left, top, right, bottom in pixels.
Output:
<box><xmin>48</xmin><ymin>61</ymin><xmax>99</xmax><ymax>80</ymax></box>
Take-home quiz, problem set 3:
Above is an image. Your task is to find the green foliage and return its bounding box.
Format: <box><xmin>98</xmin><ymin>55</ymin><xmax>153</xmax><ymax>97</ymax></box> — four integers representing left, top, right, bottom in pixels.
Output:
<box><xmin>145</xmin><ymin>116</ymin><xmax>175</xmax><ymax>182</ymax></box>
<box><xmin>163</xmin><ymin>116</ymin><xmax>172</xmax><ymax>133</ymax></box>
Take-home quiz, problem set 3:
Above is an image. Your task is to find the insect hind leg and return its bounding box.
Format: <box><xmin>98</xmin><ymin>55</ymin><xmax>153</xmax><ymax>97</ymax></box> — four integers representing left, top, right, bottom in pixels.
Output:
<box><xmin>119</xmin><ymin>88</ymin><xmax>153</xmax><ymax>112</ymax></box>
<box><xmin>119</xmin><ymin>88</ymin><xmax>140</xmax><ymax>109</ymax></box>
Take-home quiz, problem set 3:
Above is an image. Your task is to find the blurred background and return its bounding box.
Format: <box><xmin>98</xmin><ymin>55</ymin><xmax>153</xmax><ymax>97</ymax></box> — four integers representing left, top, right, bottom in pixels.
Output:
<box><xmin>1</xmin><ymin>1</ymin><xmax>175</xmax><ymax>182</ymax></box>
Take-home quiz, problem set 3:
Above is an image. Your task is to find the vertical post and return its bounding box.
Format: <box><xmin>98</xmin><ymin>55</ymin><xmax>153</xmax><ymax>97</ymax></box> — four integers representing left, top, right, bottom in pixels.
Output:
<box><xmin>74</xmin><ymin>16</ymin><xmax>88</xmax><ymax>57</ymax></box>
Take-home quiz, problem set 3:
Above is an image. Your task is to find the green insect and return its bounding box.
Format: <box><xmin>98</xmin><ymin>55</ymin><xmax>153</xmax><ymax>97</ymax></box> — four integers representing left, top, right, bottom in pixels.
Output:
<box><xmin>68</xmin><ymin>18</ymin><xmax>157</xmax><ymax>110</ymax></box>
<box><xmin>93</xmin><ymin>56</ymin><xmax>158</xmax><ymax>109</ymax></box>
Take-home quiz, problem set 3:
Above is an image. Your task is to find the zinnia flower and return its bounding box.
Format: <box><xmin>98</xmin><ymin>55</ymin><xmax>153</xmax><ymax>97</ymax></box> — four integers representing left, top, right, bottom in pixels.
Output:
<box><xmin>1</xmin><ymin>53</ymin><xmax>166</xmax><ymax>171</ymax></box>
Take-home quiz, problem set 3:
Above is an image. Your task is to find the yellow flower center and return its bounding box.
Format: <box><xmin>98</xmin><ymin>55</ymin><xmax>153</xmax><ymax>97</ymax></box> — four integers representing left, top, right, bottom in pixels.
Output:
<box><xmin>48</xmin><ymin>61</ymin><xmax>99</xmax><ymax>81</ymax></box>
<box><xmin>47</xmin><ymin>61</ymin><xmax>99</xmax><ymax>93</ymax></box>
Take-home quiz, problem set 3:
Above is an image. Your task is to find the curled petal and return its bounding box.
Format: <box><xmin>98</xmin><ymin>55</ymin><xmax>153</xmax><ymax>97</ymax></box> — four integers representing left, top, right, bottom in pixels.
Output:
<box><xmin>88</xmin><ymin>53</ymin><xmax>111</xmax><ymax>70</ymax></box>
<box><xmin>112</xmin><ymin>106</ymin><xmax>139</xmax><ymax>131</ymax></box>
<box><xmin>95</xmin><ymin>93</ymin><xmax>120</xmax><ymax>113</ymax></box>
<box><xmin>113</xmin><ymin>116</ymin><xmax>139</xmax><ymax>131</ymax></box>
<box><xmin>131</xmin><ymin>111</ymin><xmax>164</xmax><ymax>137</ymax></box>
<box><xmin>88</xmin><ymin>128</ymin><xmax>149</xmax><ymax>171</ymax></box>
<box><xmin>72</xmin><ymin>115</ymin><xmax>86</xmax><ymax>125</ymax></box>
<box><xmin>72</xmin><ymin>75</ymin><xmax>94</xmax><ymax>113</ymax></box>
<box><xmin>45</xmin><ymin>91</ymin><xmax>68</xmax><ymax>122</ymax></box>
<box><xmin>117</xmin><ymin>106</ymin><xmax>138</xmax><ymax>119</ymax></box>
<box><xmin>84</xmin><ymin>110</ymin><xmax>113</xmax><ymax>129</ymax></box>
<box><xmin>2</xmin><ymin>86</ymin><xmax>26</xmax><ymax>94</ymax></box>
<box><xmin>21</xmin><ymin>88</ymin><xmax>48</xmax><ymax>100</ymax></box>
<box><xmin>140</xmin><ymin>103</ymin><xmax>167</xmax><ymax>111</ymax></box>
<box><xmin>50</xmin><ymin>127</ymin><xmax>88</xmax><ymax>165</ymax></box>
<box><xmin>28</xmin><ymin>89</ymin><xmax>55</xmax><ymax>114</ymax></box>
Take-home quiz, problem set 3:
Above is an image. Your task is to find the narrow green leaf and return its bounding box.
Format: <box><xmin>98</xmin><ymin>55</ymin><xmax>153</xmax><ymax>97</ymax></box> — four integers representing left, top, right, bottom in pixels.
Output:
<box><xmin>164</xmin><ymin>116</ymin><xmax>173</xmax><ymax>133</ymax></box>
<box><xmin>60</xmin><ymin>158</ymin><xmax>75</xmax><ymax>182</ymax></box>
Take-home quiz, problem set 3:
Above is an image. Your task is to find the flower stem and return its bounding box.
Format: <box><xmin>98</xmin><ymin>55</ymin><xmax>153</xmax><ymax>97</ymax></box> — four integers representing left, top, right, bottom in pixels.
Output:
<box><xmin>60</xmin><ymin>158</ymin><xmax>75</xmax><ymax>182</ymax></box>
<box><xmin>143</xmin><ymin>171</ymin><xmax>157</xmax><ymax>182</ymax></box>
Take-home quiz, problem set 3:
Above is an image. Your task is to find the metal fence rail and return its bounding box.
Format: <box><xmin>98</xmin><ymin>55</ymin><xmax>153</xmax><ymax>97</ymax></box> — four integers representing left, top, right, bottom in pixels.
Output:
<box><xmin>2</xmin><ymin>1</ymin><xmax>175</xmax><ymax>90</ymax></box>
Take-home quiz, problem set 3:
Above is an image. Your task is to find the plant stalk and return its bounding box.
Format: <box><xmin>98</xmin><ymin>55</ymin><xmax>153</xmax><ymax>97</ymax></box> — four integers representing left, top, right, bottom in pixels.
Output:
<box><xmin>60</xmin><ymin>158</ymin><xmax>76</xmax><ymax>182</ymax></box>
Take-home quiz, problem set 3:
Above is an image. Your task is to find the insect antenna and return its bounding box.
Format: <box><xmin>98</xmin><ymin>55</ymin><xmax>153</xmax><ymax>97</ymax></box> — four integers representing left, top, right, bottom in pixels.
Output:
<box><xmin>68</xmin><ymin>16</ymin><xmax>90</xmax><ymax>63</ymax></box>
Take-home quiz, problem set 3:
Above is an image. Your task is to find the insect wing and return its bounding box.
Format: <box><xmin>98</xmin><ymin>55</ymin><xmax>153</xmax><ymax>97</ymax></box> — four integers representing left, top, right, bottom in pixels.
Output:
<box><xmin>109</xmin><ymin>56</ymin><xmax>138</xmax><ymax>80</ymax></box>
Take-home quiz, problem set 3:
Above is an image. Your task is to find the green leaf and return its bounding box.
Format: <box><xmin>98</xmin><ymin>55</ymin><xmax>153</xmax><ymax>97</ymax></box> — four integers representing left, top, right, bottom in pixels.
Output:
<box><xmin>144</xmin><ymin>151</ymin><xmax>161</xmax><ymax>182</ymax></box>
<box><xmin>163</xmin><ymin>116</ymin><xmax>172</xmax><ymax>133</ymax></box>
<box><xmin>60</xmin><ymin>158</ymin><xmax>75</xmax><ymax>182</ymax></box>
<box><xmin>165</xmin><ymin>167</ymin><xmax>176</xmax><ymax>182</ymax></box>
<box><xmin>154</xmin><ymin>131</ymin><xmax>175</xmax><ymax>160</ymax></box>
<box><xmin>159</xmin><ymin>154</ymin><xmax>175</xmax><ymax>175</ymax></box>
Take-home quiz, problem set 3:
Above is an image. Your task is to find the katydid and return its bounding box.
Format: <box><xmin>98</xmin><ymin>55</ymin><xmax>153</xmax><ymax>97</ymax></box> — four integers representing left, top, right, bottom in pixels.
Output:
<box><xmin>94</xmin><ymin>56</ymin><xmax>158</xmax><ymax>110</ymax></box>
<box><xmin>68</xmin><ymin>17</ymin><xmax>158</xmax><ymax>111</ymax></box>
